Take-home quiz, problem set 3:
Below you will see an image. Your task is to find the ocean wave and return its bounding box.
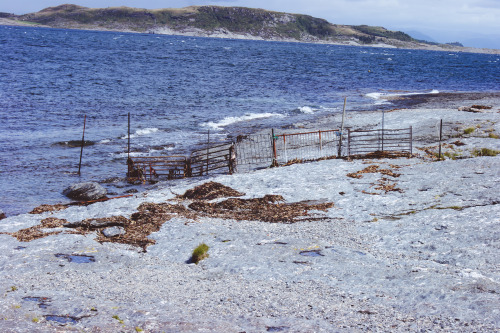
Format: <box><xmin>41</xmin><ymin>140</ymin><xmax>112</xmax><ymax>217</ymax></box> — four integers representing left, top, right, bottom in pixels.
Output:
<box><xmin>121</xmin><ymin>128</ymin><xmax>159</xmax><ymax>139</ymax></box>
<box><xmin>202</xmin><ymin>113</ymin><xmax>284</xmax><ymax>131</ymax></box>
<box><xmin>298</xmin><ymin>106</ymin><xmax>317</xmax><ymax>114</ymax></box>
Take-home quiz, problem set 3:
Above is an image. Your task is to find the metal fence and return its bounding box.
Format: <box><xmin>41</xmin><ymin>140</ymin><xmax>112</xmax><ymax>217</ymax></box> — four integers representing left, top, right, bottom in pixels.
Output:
<box><xmin>274</xmin><ymin>129</ymin><xmax>340</xmax><ymax>164</ymax></box>
<box><xmin>234</xmin><ymin>134</ymin><xmax>274</xmax><ymax>172</ymax></box>
<box><xmin>347</xmin><ymin>127</ymin><xmax>412</xmax><ymax>156</ymax></box>
<box><xmin>233</xmin><ymin>129</ymin><xmax>341</xmax><ymax>171</ymax></box>
<box><xmin>127</xmin><ymin>156</ymin><xmax>187</xmax><ymax>182</ymax></box>
<box><xmin>127</xmin><ymin>126</ymin><xmax>413</xmax><ymax>182</ymax></box>
<box><xmin>189</xmin><ymin>142</ymin><xmax>236</xmax><ymax>177</ymax></box>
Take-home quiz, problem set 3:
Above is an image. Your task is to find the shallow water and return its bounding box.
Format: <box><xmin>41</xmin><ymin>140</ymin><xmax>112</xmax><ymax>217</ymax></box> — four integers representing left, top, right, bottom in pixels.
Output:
<box><xmin>1</xmin><ymin>25</ymin><xmax>499</xmax><ymax>216</ymax></box>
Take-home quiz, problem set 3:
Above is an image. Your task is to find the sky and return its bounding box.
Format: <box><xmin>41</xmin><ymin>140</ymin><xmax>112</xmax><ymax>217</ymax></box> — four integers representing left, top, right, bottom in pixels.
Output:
<box><xmin>3</xmin><ymin>0</ymin><xmax>500</xmax><ymax>48</ymax></box>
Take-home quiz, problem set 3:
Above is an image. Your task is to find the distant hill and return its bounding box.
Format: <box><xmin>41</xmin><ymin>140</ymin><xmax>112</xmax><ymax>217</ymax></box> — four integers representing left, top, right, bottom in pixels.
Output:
<box><xmin>2</xmin><ymin>4</ymin><xmax>499</xmax><ymax>53</ymax></box>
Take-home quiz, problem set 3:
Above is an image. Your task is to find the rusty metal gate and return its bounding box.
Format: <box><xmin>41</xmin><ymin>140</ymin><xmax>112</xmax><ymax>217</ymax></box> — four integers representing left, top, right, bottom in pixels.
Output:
<box><xmin>127</xmin><ymin>156</ymin><xmax>188</xmax><ymax>182</ymax></box>
<box><xmin>347</xmin><ymin>127</ymin><xmax>412</xmax><ymax>156</ymax></box>
<box><xmin>189</xmin><ymin>142</ymin><xmax>236</xmax><ymax>177</ymax></box>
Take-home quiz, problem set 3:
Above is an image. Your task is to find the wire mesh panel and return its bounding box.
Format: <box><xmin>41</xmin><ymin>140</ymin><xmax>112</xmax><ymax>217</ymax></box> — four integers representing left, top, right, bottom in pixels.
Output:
<box><xmin>274</xmin><ymin>130</ymin><xmax>339</xmax><ymax>163</ymax></box>
<box><xmin>234</xmin><ymin>134</ymin><xmax>274</xmax><ymax>171</ymax></box>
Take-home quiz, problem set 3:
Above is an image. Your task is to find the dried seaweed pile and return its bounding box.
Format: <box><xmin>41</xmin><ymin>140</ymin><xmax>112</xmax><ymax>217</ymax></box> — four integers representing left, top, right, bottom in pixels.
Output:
<box><xmin>1</xmin><ymin>217</ymin><xmax>67</xmax><ymax>242</ymax></box>
<box><xmin>180</xmin><ymin>181</ymin><xmax>245</xmax><ymax>200</ymax></box>
<box><xmin>347</xmin><ymin>165</ymin><xmax>403</xmax><ymax>194</ymax></box>
<box><xmin>189</xmin><ymin>194</ymin><xmax>333</xmax><ymax>223</ymax></box>
<box><xmin>347</xmin><ymin>165</ymin><xmax>401</xmax><ymax>179</ymax></box>
<box><xmin>2</xmin><ymin>182</ymin><xmax>334</xmax><ymax>251</ymax></box>
<box><xmin>29</xmin><ymin>204</ymin><xmax>68</xmax><ymax>214</ymax></box>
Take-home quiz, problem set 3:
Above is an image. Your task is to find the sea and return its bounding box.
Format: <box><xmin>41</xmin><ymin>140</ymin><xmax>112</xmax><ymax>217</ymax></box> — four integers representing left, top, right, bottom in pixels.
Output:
<box><xmin>1</xmin><ymin>25</ymin><xmax>499</xmax><ymax>216</ymax></box>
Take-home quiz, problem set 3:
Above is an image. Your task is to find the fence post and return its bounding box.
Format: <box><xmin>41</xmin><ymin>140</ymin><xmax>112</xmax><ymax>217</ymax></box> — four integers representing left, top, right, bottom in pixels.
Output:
<box><xmin>283</xmin><ymin>134</ymin><xmax>288</xmax><ymax>163</ymax></box>
<box><xmin>206</xmin><ymin>130</ymin><xmax>210</xmax><ymax>176</ymax></box>
<box><xmin>78</xmin><ymin>115</ymin><xmax>87</xmax><ymax>176</ymax></box>
<box><xmin>338</xmin><ymin>97</ymin><xmax>347</xmax><ymax>158</ymax></box>
<box><xmin>271</xmin><ymin>129</ymin><xmax>277</xmax><ymax>166</ymax></box>
<box><xmin>438</xmin><ymin>120</ymin><xmax>443</xmax><ymax>160</ymax></box>
<box><xmin>127</xmin><ymin>113</ymin><xmax>131</xmax><ymax>178</ymax></box>
<box><xmin>347</xmin><ymin>128</ymin><xmax>351</xmax><ymax>157</ymax></box>
<box><xmin>228</xmin><ymin>144</ymin><xmax>236</xmax><ymax>174</ymax></box>
<box><xmin>185</xmin><ymin>158</ymin><xmax>192</xmax><ymax>177</ymax></box>
<box><xmin>410</xmin><ymin>126</ymin><xmax>413</xmax><ymax>156</ymax></box>
<box><xmin>381</xmin><ymin>109</ymin><xmax>385</xmax><ymax>152</ymax></box>
<box><xmin>319</xmin><ymin>130</ymin><xmax>322</xmax><ymax>154</ymax></box>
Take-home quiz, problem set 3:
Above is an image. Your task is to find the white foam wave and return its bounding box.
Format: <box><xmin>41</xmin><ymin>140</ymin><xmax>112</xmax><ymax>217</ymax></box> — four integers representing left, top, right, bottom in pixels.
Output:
<box><xmin>121</xmin><ymin>128</ymin><xmax>159</xmax><ymax>139</ymax></box>
<box><xmin>298</xmin><ymin>106</ymin><xmax>316</xmax><ymax>114</ymax></box>
<box><xmin>202</xmin><ymin>113</ymin><xmax>284</xmax><ymax>131</ymax></box>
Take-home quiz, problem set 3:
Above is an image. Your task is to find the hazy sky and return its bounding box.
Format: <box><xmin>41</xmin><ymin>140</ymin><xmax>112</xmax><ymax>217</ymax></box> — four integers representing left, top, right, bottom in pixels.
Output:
<box><xmin>3</xmin><ymin>1</ymin><xmax>500</xmax><ymax>47</ymax></box>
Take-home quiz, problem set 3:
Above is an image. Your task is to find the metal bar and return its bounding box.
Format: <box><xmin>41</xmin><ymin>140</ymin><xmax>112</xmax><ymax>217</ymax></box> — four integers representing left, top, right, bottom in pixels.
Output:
<box><xmin>206</xmin><ymin>130</ymin><xmax>210</xmax><ymax>176</ymax></box>
<box><xmin>272</xmin><ymin>129</ymin><xmax>277</xmax><ymax>166</ymax></box>
<box><xmin>78</xmin><ymin>115</ymin><xmax>87</xmax><ymax>176</ymax></box>
<box><xmin>410</xmin><ymin>125</ymin><xmax>413</xmax><ymax>156</ymax></box>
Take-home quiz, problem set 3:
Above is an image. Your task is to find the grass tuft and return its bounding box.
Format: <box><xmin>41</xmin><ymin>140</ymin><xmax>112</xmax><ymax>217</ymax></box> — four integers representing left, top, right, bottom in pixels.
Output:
<box><xmin>472</xmin><ymin>148</ymin><xmax>500</xmax><ymax>157</ymax></box>
<box><xmin>463</xmin><ymin>127</ymin><xmax>475</xmax><ymax>135</ymax></box>
<box><xmin>190</xmin><ymin>243</ymin><xmax>210</xmax><ymax>264</ymax></box>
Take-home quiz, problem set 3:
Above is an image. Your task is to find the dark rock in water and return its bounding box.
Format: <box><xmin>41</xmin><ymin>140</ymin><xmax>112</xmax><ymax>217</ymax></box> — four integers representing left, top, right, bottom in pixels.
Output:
<box><xmin>0</xmin><ymin>210</ymin><xmax>6</xmax><ymax>220</ymax></box>
<box><xmin>63</xmin><ymin>182</ymin><xmax>107</xmax><ymax>201</ymax></box>
<box><xmin>125</xmin><ymin>188</ymin><xmax>139</xmax><ymax>194</ymax></box>
<box><xmin>55</xmin><ymin>140</ymin><xmax>95</xmax><ymax>148</ymax></box>
<box><xmin>102</xmin><ymin>226</ymin><xmax>126</xmax><ymax>237</ymax></box>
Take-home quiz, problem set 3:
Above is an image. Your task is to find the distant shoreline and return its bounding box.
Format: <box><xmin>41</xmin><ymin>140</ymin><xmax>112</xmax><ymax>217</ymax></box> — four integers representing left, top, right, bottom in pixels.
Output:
<box><xmin>1</xmin><ymin>18</ymin><xmax>499</xmax><ymax>55</ymax></box>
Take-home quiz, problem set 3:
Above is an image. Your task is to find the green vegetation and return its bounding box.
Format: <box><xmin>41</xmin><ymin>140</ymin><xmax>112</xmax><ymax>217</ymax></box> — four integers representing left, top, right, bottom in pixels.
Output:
<box><xmin>488</xmin><ymin>132</ymin><xmax>499</xmax><ymax>139</ymax></box>
<box><xmin>472</xmin><ymin>148</ymin><xmax>500</xmax><ymax>157</ymax></box>
<box><xmin>352</xmin><ymin>25</ymin><xmax>415</xmax><ymax>42</ymax></box>
<box><xmin>443</xmin><ymin>151</ymin><xmax>462</xmax><ymax>160</ymax></box>
<box><xmin>190</xmin><ymin>243</ymin><xmax>209</xmax><ymax>264</ymax></box>
<box><xmin>463</xmin><ymin>127</ymin><xmax>475</xmax><ymax>135</ymax></box>
<box><xmin>14</xmin><ymin>4</ymin><xmax>445</xmax><ymax>47</ymax></box>
<box><xmin>112</xmin><ymin>315</ymin><xmax>124</xmax><ymax>324</ymax></box>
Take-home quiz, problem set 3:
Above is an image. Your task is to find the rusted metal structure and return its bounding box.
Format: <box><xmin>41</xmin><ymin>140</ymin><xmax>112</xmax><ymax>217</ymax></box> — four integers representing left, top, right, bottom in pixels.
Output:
<box><xmin>127</xmin><ymin>156</ymin><xmax>188</xmax><ymax>182</ymax></box>
<box><xmin>273</xmin><ymin>129</ymin><xmax>339</xmax><ymax>164</ymax></box>
<box><xmin>347</xmin><ymin>127</ymin><xmax>413</xmax><ymax>157</ymax></box>
<box><xmin>189</xmin><ymin>142</ymin><xmax>236</xmax><ymax>177</ymax></box>
<box><xmin>127</xmin><ymin>126</ymin><xmax>413</xmax><ymax>183</ymax></box>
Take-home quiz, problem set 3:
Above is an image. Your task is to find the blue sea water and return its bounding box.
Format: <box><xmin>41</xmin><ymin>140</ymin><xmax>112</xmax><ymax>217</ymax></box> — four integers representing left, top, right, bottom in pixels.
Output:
<box><xmin>1</xmin><ymin>25</ymin><xmax>499</xmax><ymax>216</ymax></box>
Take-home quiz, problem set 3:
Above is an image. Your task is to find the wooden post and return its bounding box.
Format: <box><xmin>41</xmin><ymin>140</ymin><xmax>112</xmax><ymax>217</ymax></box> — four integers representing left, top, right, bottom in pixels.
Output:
<box><xmin>128</xmin><ymin>113</ymin><xmax>131</xmax><ymax>159</ymax></box>
<box><xmin>206</xmin><ymin>130</ymin><xmax>210</xmax><ymax>175</ymax></box>
<box><xmin>127</xmin><ymin>113</ymin><xmax>131</xmax><ymax>178</ymax></box>
<box><xmin>228</xmin><ymin>144</ymin><xmax>236</xmax><ymax>174</ymax></box>
<box><xmin>381</xmin><ymin>110</ymin><xmax>385</xmax><ymax>152</ymax></box>
<box><xmin>78</xmin><ymin>115</ymin><xmax>87</xmax><ymax>175</ymax></box>
<box><xmin>338</xmin><ymin>97</ymin><xmax>347</xmax><ymax>157</ymax></box>
<box><xmin>283</xmin><ymin>134</ymin><xmax>288</xmax><ymax>163</ymax></box>
<box><xmin>438</xmin><ymin>120</ymin><xmax>443</xmax><ymax>160</ymax></box>
<box><xmin>410</xmin><ymin>126</ymin><xmax>413</xmax><ymax>156</ymax></box>
<box><xmin>319</xmin><ymin>130</ymin><xmax>322</xmax><ymax>153</ymax></box>
<box><xmin>271</xmin><ymin>129</ymin><xmax>277</xmax><ymax>166</ymax></box>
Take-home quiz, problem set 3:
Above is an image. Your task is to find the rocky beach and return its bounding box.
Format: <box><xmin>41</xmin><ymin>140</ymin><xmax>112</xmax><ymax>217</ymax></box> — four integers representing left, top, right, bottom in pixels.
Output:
<box><xmin>1</xmin><ymin>93</ymin><xmax>499</xmax><ymax>332</ymax></box>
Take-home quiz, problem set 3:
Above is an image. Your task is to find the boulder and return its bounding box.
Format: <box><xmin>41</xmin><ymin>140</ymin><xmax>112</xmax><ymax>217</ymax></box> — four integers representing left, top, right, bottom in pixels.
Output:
<box><xmin>0</xmin><ymin>209</ymin><xmax>6</xmax><ymax>220</ymax></box>
<box><xmin>62</xmin><ymin>182</ymin><xmax>107</xmax><ymax>201</ymax></box>
<box><xmin>102</xmin><ymin>226</ymin><xmax>126</xmax><ymax>238</ymax></box>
